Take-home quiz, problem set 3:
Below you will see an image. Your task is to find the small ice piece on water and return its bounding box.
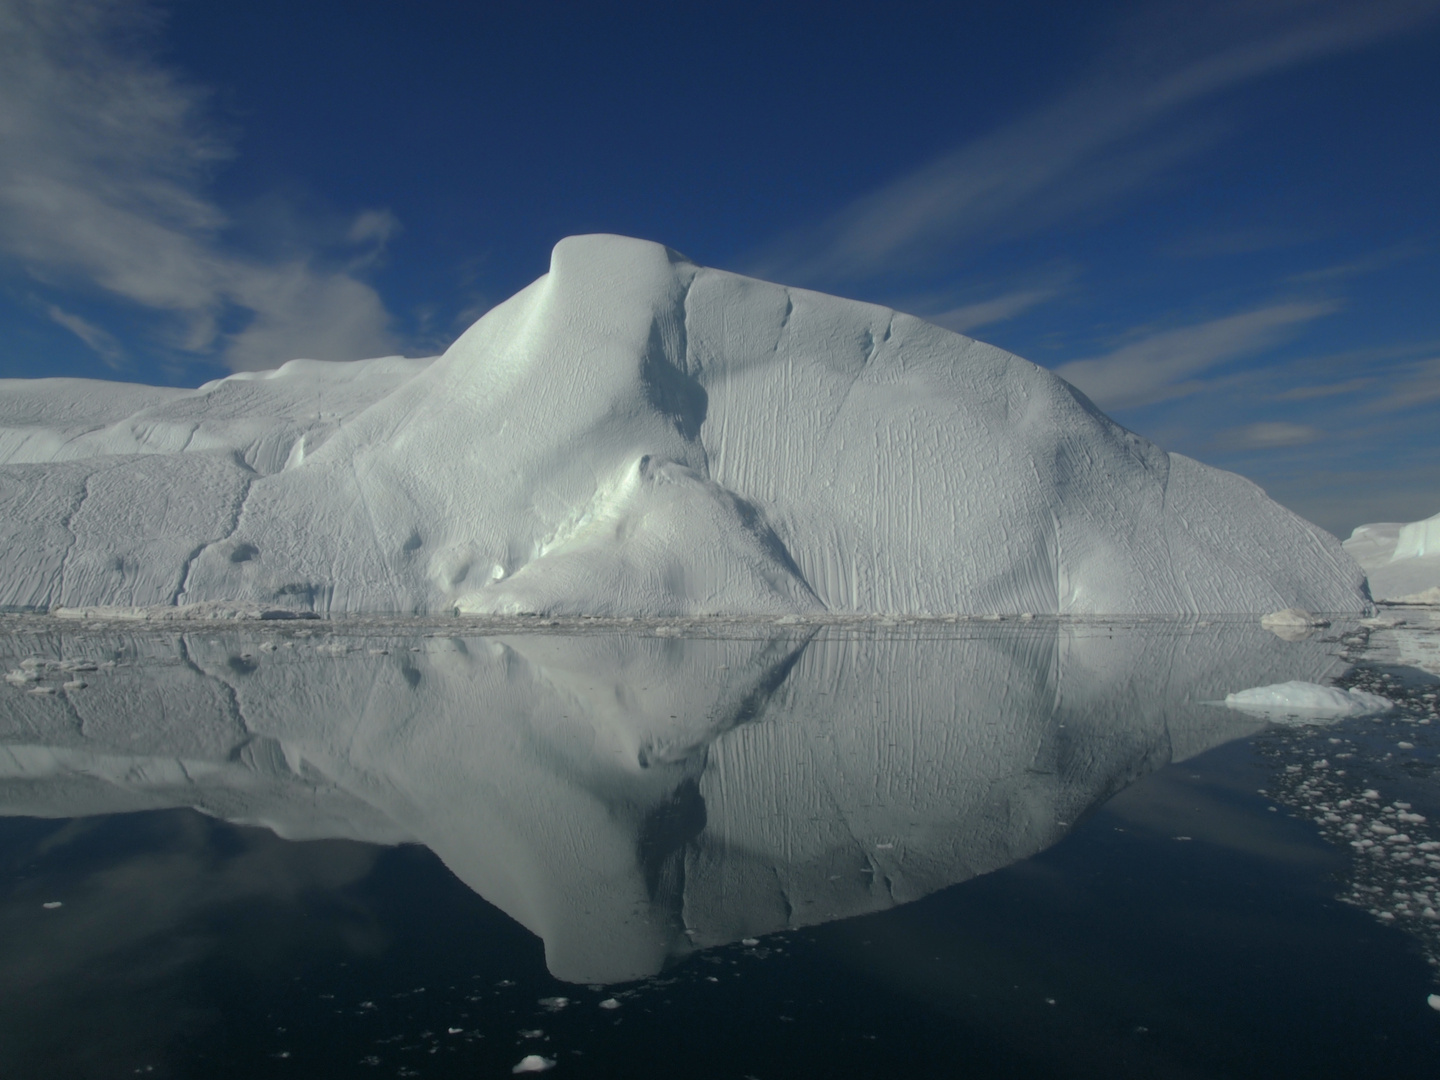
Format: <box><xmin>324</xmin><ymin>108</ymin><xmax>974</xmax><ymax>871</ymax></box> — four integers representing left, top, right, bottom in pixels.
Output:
<box><xmin>598</xmin><ymin>998</ymin><xmax>620</xmax><ymax>1010</ymax></box>
<box><xmin>1428</xmin><ymin>993</ymin><xmax>1440</xmax><ymax>1012</ymax></box>
<box><xmin>447</xmin><ymin>1027</ymin><xmax>464</xmax><ymax>1034</ymax></box>
<box><xmin>513</xmin><ymin>1055</ymin><xmax>555</xmax><ymax>1074</ymax></box>
<box><xmin>1260</xmin><ymin>608</ymin><xmax>1329</xmax><ymax>640</ymax></box>
<box><xmin>42</xmin><ymin>901</ymin><xmax>62</xmax><ymax>909</ymax></box>
<box><xmin>1223</xmin><ymin>681</ymin><xmax>1393</xmax><ymax>721</ymax></box>
<box><xmin>741</xmin><ymin>938</ymin><xmax>760</xmax><ymax>947</ymax></box>
<box><xmin>537</xmin><ymin>996</ymin><xmax>569</xmax><ymax>1011</ymax></box>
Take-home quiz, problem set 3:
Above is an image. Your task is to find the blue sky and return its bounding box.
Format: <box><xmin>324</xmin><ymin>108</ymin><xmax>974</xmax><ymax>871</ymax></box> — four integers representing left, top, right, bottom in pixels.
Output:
<box><xmin>0</xmin><ymin>0</ymin><xmax>1436</xmax><ymax>538</ymax></box>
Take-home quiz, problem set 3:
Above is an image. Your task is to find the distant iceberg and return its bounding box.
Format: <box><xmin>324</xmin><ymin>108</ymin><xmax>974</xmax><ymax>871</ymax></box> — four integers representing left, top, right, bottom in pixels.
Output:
<box><xmin>1344</xmin><ymin>509</ymin><xmax>1440</xmax><ymax>603</ymax></box>
<box><xmin>0</xmin><ymin>235</ymin><xmax>1366</xmax><ymax>616</ymax></box>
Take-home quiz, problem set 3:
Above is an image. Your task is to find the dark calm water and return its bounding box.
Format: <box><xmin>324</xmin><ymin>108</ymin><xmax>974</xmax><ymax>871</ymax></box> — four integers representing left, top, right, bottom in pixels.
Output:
<box><xmin>1</xmin><ymin>616</ymin><xmax>1438</xmax><ymax>1078</ymax></box>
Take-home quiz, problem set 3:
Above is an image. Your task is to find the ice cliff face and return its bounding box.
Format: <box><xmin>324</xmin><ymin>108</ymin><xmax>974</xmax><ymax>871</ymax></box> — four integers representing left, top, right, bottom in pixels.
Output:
<box><xmin>1345</xmin><ymin>509</ymin><xmax>1440</xmax><ymax>602</ymax></box>
<box><xmin>0</xmin><ymin>235</ymin><xmax>1367</xmax><ymax>615</ymax></box>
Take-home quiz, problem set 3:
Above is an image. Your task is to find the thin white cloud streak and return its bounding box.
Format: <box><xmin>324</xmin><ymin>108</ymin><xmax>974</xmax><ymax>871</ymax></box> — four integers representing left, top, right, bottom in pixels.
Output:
<box><xmin>1053</xmin><ymin>300</ymin><xmax>1337</xmax><ymax>410</ymax></box>
<box><xmin>756</xmin><ymin>0</ymin><xmax>1440</xmax><ymax>283</ymax></box>
<box><xmin>0</xmin><ymin>0</ymin><xmax>399</xmax><ymax>371</ymax></box>
<box><xmin>1364</xmin><ymin>356</ymin><xmax>1440</xmax><ymax>413</ymax></box>
<box><xmin>924</xmin><ymin>287</ymin><xmax>1059</xmax><ymax>334</ymax></box>
<box><xmin>45</xmin><ymin>303</ymin><xmax>124</xmax><ymax>366</ymax></box>
<box><xmin>1212</xmin><ymin>421</ymin><xmax>1322</xmax><ymax>450</ymax></box>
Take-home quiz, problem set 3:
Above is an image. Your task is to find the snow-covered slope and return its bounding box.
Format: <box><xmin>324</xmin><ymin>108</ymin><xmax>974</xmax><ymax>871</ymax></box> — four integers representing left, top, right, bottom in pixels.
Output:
<box><xmin>1344</xmin><ymin>510</ymin><xmax>1440</xmax><ymax>602</ymax></box>
<box><xmin>0</xmin><ymin>235</ymin><xmax>1366</xmax><ymax>615</ymax></box>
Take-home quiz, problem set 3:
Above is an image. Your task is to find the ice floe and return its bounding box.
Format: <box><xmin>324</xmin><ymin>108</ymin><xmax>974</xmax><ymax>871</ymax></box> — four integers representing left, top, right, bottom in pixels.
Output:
<box><xmin>1225</xmin><ymin>681</ymin><xmax>1394</xmax><ymax>720</ymax></box>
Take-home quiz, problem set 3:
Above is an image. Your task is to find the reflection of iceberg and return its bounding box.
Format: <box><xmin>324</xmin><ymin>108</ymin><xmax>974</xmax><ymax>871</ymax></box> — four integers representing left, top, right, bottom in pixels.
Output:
<box><xmin>0</xmin><ymin>619</ymin><xmax>1349</xmax><ymax>982</ymax></box>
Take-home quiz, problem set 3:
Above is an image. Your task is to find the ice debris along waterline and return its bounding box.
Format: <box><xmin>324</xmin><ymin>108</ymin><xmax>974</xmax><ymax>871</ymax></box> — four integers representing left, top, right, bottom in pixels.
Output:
<box><xmin>1225</xmin><ymin>681</ymin><xmax>1395</xmax><ymax>720</ymax></box>
<box><xmin>512</xmin><ymin>1054</ymin><xmax>555</xmax><ymax>1073</ymax></box>
<box><xmin>1344</xmin><ymin>509</ymin><xmax>1440</xmax><ymax>603</ymax></box>
<box><xmin>0</xmin><ymin>235</ymin><xmax>1367</xmax><ymax>617</ymax></box>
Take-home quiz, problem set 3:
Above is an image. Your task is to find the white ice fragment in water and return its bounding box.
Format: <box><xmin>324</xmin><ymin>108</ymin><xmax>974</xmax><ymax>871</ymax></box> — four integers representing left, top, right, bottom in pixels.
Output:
<box><xmin>447</xmin><ymin>1027</ymin><xmax>464</xmax><ymax>1034</ymax></box>
<box><xmin>537</xmin><ymin>996</ymin><xmax>569</xmax><ymax>1011</ymax></box>
<box><xmin>1261</xmin><ymin>608</ymin><xmax>1329</xmax><ymax>640</ymax></box>
<box><xmin>598</xmin><ymin>998</ymin><xmax>620</xmax><ymax>1010</ymax></box>
<box><xmin>741</xmin><ymin>938</ymin><xmax>760</xmax><ymax>947</ymax></box>
<box><xmin>1429</xmin><ymin>993</ymin><xmax>1440</xmax><ymax>1012</ymax></box>
<box><xmin>42</xmin><ymin>901</ymin><xmax>62</xmax><ymax>909</ymax></box>
<box><xmin>1223</xmin><ymin>681</ymin><xmax>1394</xmax><ymax>720</ymax></box>
<box><xmin>513</xmin><ymin>1055</ymin><xmax>555</xmax><ymax>1074</ymax></box>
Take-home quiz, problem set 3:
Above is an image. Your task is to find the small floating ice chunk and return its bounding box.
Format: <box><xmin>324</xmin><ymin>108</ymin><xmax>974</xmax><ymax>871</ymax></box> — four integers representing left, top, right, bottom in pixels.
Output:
<box><xmin>598</xmin><ymin>998</ymin><xmax>620</xmax><ymax>1010</ymax></box>
<box><xmin>42</xmin><ymin>901</ymin><xmax>62</xmax><ymax>909</ymax></box>
<box><xmin>1223</xmin><ymin>681</ymin><xmax>1394</xmax><ymax>720</ymax></box>
<box><xmin>537</xmin><ymin>996</ymin><xmax>569</xmax><ymax>1011</ymax></box>
<box><xmin>512</xmin><ymin>1055</ymin><xmax>555</xmax><ymax>1074</ymax></box>
<box><xmin>1429</xmin><ymin>993</ymin><xmax>1440</xmax><ymax>1012</ymax></box>
<box><xmin>1261</xmin><ymin>608</ymin><xmax>1329</xmax><ymax>640</ymax></box>
<box><xmin>741</xmin><ymin>938</ymin><xmax>760</xmax><ymax>947</ymax></box>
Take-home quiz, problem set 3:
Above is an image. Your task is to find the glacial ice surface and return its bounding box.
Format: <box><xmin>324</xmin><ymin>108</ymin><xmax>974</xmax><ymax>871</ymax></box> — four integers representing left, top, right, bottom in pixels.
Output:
<box><xmin>0</xmin><ymin>235</ymin><xmax>1367</xmax><ymax>616</ymax></box>
<box><xmin>1345</xmin><ymin>510</ymin><xmax>1440</xmax><ymax>603</ymax></box>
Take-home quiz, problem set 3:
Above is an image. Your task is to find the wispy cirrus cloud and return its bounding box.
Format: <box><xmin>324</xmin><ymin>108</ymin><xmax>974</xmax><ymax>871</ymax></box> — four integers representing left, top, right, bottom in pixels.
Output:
<box><xmin>1212</xmin><ymin>420</ymin><xmax>1322</xmax><ymax>450</ymax></box>
<box><xmin>1052</xmin><ymin>300</ymin><xmax>1338</xmax><ymax>410</ymax></box>
<box><xmin>1364</xmin><ymin>355</ymin><xmax>1440</xmax><ymax>413</ymax></box>
<box><xmin>753</xmin><ymin>0</ymin><xmax>1440</xmax><ymax>285</ymax></box>
<box><xmin>0</xmin><ymin>0</ymin><xmax>400</xmax><ymax>371</ymax></box>
<box><xmin>920</xmin><ymin>287</ymin><xmax>1060</xmax><ymax>334</ymax></box>
<box><xmin>44</xmin><ymin>303</ymin><xmax>124</xmax><ymax>367</ymax></box>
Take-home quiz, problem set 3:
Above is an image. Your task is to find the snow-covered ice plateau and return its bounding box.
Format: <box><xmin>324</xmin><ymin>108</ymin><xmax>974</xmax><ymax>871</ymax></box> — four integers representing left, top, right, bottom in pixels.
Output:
<box><xmin>1345</xmin><ymin>510</ymin><xmax>1440</xmax><ymax>604</ymax></box>
<box><xmin>0</xmin><ymin>235</ymin><xmax>1368</xmax><ymax>617</ymax></box>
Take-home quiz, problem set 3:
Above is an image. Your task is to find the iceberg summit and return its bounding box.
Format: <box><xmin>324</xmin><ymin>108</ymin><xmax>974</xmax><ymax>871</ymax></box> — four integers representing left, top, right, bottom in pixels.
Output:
<box><xmin>0</xmin><ymin>235</ymin><xmax>1367</xmax><ymax>617</ymax></box>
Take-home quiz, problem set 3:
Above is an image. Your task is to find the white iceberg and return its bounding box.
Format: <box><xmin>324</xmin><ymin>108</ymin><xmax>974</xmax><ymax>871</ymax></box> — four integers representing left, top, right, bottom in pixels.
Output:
<box><xmin>1344</xmin><ymin>510</ymin><xmax>1440</xmax><ymax>603</ymax></box>
<box><xmin>1224</xmin><ymin>680</ymin><xmax>1394</xmax><ymax>720</ymax></box>
<box><xmin>0</xmin><ymin>235</ymin><xmax>1367</xmax><ymax>617</ymax></box>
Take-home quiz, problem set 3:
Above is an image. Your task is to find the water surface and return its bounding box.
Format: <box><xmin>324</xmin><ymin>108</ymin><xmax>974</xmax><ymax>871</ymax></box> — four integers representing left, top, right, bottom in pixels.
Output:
<box><xmin>2</xmin><ymin>615</ymin><xmax>1438</xmax><ymax>1077</ymax></box>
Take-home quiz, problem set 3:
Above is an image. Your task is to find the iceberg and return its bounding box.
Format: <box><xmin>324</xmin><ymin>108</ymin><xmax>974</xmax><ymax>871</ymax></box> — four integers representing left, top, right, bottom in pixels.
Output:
<box><xmin>0</xmin><ymin>235</ymin><xmax>1366</xmax><ymax>616</ymax></box>
<box><xmin>1345</xmin><ymin>510</ymin><xmax>1440</xmax><ymax>603</ymax></box>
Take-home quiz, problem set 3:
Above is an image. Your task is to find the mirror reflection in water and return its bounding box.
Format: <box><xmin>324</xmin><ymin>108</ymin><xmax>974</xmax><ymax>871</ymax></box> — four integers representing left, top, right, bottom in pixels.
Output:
<box><xmin>1</xmin><ymin>618</ymin><xmax>1342</xmax><ymax>985</ymax></box>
